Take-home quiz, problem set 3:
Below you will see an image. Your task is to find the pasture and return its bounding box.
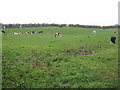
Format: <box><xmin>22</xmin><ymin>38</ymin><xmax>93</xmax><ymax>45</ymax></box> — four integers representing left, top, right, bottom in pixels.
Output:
<box><xmin>2</xmin><ymin>27</ymin><xmax>118</xmax><ymax>88</ymax></box>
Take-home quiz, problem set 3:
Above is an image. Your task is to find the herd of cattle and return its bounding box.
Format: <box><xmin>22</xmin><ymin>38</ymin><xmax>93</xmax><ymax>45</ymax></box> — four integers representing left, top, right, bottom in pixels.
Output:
<box><xmin>13</xmin><ymin>31</ymin><xmax>43</xmax><ymax>35</ymax></box>
<box><xmin>1</xmin><ymin>30</ymin><xmax>44</xmax><ymax>35</ymax></box>
<box><xmin>1</xmin><ymin>29</ymin><xmax>117</xmax><ymax>44</ymax></box>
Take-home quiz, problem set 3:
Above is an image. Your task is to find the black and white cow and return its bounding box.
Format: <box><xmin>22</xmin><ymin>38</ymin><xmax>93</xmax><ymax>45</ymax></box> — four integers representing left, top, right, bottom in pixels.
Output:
<box><xmin>110</xmin><ymin>36</ymin><xmax>116</xmax><ymax>44</ymax></box>
<box><xmin>17</xmin><ymin>25</ymin><xmax>22</xmax><ymax>28</ymax></box>
<box><xmin>27</xmin><ymin>32</ymin><xmax>33</xmax><ymax>34</ymax></box>
<box><xmin>55</xmin><ymin>32</ymin><xmax>62</xmax><ymax>37</ymax></box>
<box><xmin>31</xmin><ymin>31</ymin><xmax>36</xmax><ymax>34</ymax></box>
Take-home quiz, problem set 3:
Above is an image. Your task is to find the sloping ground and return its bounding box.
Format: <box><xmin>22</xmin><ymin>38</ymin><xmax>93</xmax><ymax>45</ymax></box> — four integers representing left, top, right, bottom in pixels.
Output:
<box><xmin>2</xmin><ymin>48</ymin><xmax>118</xmax><ymax>88</ymax></box>
<box><xmin>2</xmin><ymin>27</ymin><xmax>118</xmax><ymax>88</ymax></box>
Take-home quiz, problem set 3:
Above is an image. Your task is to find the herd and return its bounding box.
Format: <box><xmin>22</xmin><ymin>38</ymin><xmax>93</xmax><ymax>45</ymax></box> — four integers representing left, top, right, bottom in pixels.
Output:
<box><xmin>1</xmin><ymin>29</ymin><xmax>117</xmax><ymax>44</ymax></box>
<box><xmin>13</xmin><ymin>31</ymin><xmax>43</xmax><ymax>35</ymax></box>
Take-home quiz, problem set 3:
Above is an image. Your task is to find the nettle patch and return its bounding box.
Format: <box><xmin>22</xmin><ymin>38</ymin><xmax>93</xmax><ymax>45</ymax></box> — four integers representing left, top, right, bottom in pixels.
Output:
<box><xmin>61</xmin><ymin>48</ymin><xmax>94</xmax><ymax>56</ymax></box>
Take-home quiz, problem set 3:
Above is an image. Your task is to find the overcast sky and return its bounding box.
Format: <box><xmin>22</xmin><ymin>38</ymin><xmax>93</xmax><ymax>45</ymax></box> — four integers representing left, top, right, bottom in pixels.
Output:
<box><xmin>0</xmin><ymin>0</ymin><xmax>119</xmax><ymax>26</ymax></box>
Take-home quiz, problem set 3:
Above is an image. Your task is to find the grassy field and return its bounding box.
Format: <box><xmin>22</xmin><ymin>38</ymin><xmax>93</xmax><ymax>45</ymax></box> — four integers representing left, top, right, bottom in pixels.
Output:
<box><xmin>2</xmin><ymin>27</ymin><xmax>118</xmax><ymax>88</ymax></box>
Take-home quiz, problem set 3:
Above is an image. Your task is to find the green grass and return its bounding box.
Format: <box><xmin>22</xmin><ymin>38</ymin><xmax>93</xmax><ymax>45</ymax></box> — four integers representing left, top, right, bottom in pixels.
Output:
<box><xmin>2</xmin><ymin>27</ymin><xmax>118</xmax><ymax>88</ymax></box>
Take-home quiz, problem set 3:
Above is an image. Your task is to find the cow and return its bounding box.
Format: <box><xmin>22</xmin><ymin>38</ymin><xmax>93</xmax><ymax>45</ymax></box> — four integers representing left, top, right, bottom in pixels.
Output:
<box><xmin>38</xmin><ymin>31</ymin><xmax>43</xmax><ymax>34</ymax></box>
<box><xmin>93</xmin><ymin>30</ymin><xmax>96</xmax><ymax>34</ymax></box>
<box><xmin>17</xmin><ymin>25</ymin><xmax>22</xmax><ymax>28</ymax></box>
<box><xmin>13</xmin><ymin>32</ymin><xmax>19</xmax><ymax>35</ymax></box>
<box><xmin>31</xmin><ymin>31</ymin><xmax>35</xmax><ymax>34</ymax></box>
<box><xmin>55</xmin><ymin>32</ymin><xmax>62</xmax><ymax>37</ymax></box>
<box><xmin>26</xmin><ymin>32</ymin><xmax>32</xmax><ymax>34</ymax></box>
<box><xmin>110</xmin><ymin>35</ymin><xmax>116</xmax><ymax>44</ymax></box>
<box><xmin>2</xmin><ymin>26</ymin><xmax>5</xmax><ymax>29</ymax></box>
<box><xmin>1</xmin><ymin>30</ymin><xmax>6</xmax><ymax>34</ymax></box>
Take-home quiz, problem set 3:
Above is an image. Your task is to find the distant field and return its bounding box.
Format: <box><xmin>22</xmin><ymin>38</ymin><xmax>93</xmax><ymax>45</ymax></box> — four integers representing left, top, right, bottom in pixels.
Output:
<box><xmin>2</xmin><ymin>27</ymin><xmax>118</xmax><ymax>88</ymax></box>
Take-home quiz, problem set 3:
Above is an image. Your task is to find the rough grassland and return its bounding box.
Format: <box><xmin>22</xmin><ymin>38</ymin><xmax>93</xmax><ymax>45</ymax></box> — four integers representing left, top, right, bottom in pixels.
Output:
<box><xmin>2</xmin><ymin>27</ymin><xmax>118</xmax><ymax>88</ymax></box>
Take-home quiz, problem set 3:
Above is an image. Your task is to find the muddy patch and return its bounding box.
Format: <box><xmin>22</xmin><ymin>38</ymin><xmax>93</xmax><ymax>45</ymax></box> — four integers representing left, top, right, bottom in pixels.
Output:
<box><xmin>62</xmin><ymin>48</ymin><xmax>94</xmax><ymax>56</ymax></box>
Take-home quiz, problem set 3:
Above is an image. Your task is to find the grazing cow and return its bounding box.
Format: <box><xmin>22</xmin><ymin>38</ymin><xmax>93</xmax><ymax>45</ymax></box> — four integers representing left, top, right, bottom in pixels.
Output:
<box><xmin>27</xmin><ymin>32</ymin><xmax>32</xmax><ymax>34</ymax></box>
<box><xmin>38</xmin><ymin>31</ymin><xmax>43</xmax><ymax>34</ymax></box>
<box><xmin>17</xmin><ymin>25</ymin><xmax>22</xmax><ymax>28</ymax></box>
<box><xmin>29</xmin><ymin>32</ymin><xmax>33</xmax><ymax>34</ymax></box>
<box><xmin>55</xmin><ymin>32</ymin><xmax>62</xmax><ymax>37</ymax></box>
<box><xmin>1</xmin><ymin>30</ymin><xmax>5</xmax><ymax>34</ymax></box>
<box><xmin>110</xmin><ymin>35</ymin><xmax>116</xmax><ymax>44</ymax></box>
<box><xmin>93</xmin><ymin>30</ymin><xmax>96</xmax><ymax>34</ymax></box>
<box><xmin>31</xmin><ymin>31</ymin><xmax>35</xmax><ymax>34</ymax></box>
<box><xmin>13</xmin><ymin>32</ymin><xmax>19</xmax><ymax>35</ymax></box>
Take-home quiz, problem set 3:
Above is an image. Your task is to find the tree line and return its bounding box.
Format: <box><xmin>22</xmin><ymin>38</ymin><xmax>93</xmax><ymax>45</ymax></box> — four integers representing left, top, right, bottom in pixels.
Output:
<box><xmin>1</xmin><ymin>23</ymin><xmax>119</xmax><ymax>29</ymax></box>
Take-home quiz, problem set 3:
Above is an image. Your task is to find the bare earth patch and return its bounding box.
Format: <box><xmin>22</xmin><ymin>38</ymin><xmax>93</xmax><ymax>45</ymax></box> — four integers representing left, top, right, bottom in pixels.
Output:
<box><xmin>61</xmin><ymin>48</ymin><xmax>94</xmax><ymax>56</ymax></box>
